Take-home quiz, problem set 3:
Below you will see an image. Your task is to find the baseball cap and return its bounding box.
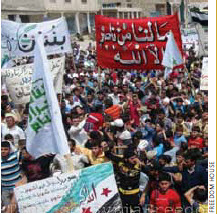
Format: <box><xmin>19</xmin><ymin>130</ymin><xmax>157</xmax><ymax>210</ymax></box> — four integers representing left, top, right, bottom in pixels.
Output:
<box><xmin>119</xmin><ymin>130</ymin><xmax>131</xmax><ymax>140</ymax></box>
<box><xmin>138</xmin><ymin>140</ymin><xmax>149</xmax><ymax>151</ymax></box>
<box><xmin>110</xmin><ymin>119</ymin><xmax>124</xmax><ymax>128</ymax></box>
<box><xmin>5</xmin><ymin>113</ymin><xmax>17</xmax><ymax>122</ymax></box>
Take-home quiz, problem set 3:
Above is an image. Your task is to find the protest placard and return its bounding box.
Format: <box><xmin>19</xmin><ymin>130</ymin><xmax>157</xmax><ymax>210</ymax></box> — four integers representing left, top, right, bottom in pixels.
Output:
<box><xmin>200</xmin><ymin>57</ymin><xmax>208</xmax><ymax>90</ymax></box>
<box><xmin>1</xmin><ymin>56</ymin><xmax>65</xmax><ymax>104</ymax></box>
<box><xmin>1</xmin><ymin>17</ymin><xmax>72</xmax><ymax>58</ymax></box>
<box><xmin>14</xmin><ymin>162</ymin><xmax>122</xmax><ymax>213</ymax></box>
<box><xmin>95</xmin><ymin>14</ymin><xmax>182</xmax><ymax>70</ymax></box>
<box><xmin>181</xmin><ymin>28</ymin><xmax>199</xmax><ymax>50</ymax></box>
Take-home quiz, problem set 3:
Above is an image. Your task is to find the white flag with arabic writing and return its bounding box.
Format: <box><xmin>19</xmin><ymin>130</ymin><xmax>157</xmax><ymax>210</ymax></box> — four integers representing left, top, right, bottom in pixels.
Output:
<box><xmin>162</xmin><ymin>32</ymin><xmax>183</xmax><ymax>79</ymax></box>
<box><xmin>26</xmin><ymin>36</ymin><xmax>70</xmax><ymax>158</ymax></box>
<box><xmin>1</xmin><ymin>17</ymin><xmax>72</xmax><ymax>58</ymax></box>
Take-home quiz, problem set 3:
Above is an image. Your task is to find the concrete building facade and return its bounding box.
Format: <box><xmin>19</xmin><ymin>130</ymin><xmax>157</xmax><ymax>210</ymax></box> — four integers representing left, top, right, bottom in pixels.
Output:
<box><xmin>1</xmin><ymin>0</ymin><xmax>208</xmax><ymax>35</ymax></box>
<box><xmin>1</xmin><ymin>0</ymin><xmax>99</xmax><ymax>35</ymax></box>
<box><xmin>43</xmin><ymin>0</ymin><xmax>99</xmax><ymax>34</ymax></box>
<box><xmin>100</xmin><ymin>0</ymin><xmax>143</xmax><ymax>18</ymax></box>
<box><xmin>1</xmin><ymin>0</ymin><xmax>46</xmax><ymax>22</ymax></box>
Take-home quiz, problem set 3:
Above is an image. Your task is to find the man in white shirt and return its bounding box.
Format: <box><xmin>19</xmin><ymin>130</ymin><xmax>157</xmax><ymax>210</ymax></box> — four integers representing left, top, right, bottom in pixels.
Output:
<box><xmin>108</xmin><ymin>85</ymin><xmax>120</xmax><ymax>105</ymax></box>
<box><xmin>68</xmin><ymin>114</ymin><xmax>88</xmax><ymax>147</ymax></box>
<box><xmin>68</xmin><ymin>139</ymin><xmax>89</xmax><ymax>170</ymax></box>
<box><xmin>1</xmin><ymin>113</ymin><xmax>25</xmax><ymax>148</ymax></box>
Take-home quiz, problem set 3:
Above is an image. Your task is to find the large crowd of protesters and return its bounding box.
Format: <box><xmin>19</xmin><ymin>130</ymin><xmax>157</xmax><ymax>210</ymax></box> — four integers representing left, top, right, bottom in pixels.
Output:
<box><xmin>1</xmin><ymin>41</ymin><xmax>208</xmax><ymax>213</ymax></box>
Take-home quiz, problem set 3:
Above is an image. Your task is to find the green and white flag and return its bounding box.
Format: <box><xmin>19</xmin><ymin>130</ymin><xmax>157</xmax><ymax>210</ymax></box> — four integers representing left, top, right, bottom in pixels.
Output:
<box><xmin>26</xmin><ymin>37</ymin><xmax>70</xmax><ymax>158</ymax></box>
<box><xmin>162</xmin><ymin>32</ymin><xmax>183</xmax><ymax>79</ymax></box>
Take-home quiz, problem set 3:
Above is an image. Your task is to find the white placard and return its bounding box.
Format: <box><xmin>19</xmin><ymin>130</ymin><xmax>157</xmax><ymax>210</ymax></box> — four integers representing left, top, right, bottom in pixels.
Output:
<box><xmin>200</xmin><ymin>57</ymin><xmax>208</xmax><ymax>90</ymax></box>
<box><xmin>2</xmin><ymin>56</ymin><xmax>65</xmax><ymax>104</ymax></box>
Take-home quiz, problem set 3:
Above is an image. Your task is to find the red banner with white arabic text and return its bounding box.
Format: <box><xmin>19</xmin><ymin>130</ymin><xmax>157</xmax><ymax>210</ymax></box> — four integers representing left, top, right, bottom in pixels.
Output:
<box><xmin>95</xmin><ymin>14</ymin><xmax>183</xmax><ymax>70</ymax></box>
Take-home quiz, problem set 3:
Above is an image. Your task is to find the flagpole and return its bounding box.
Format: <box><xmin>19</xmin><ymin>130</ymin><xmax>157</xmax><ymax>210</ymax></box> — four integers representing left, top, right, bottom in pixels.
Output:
<box><xmin>64</xmin><ymin>154</ymin><xmax>74</xmax><ymax>172</ymax></box>
<box><xmin>98</xmin><ymin>66</ymin><xmax>102</xmax><ymax>90</ymax></box>
<box><xmin>185</xmin><ymin>65</ymin><xmax>202</xmax><ymax>112</ymax></box>
<box><xmin>185</xmin><ymin>0</ymin><xmax>189</xmax><ymax>28</ymax></box>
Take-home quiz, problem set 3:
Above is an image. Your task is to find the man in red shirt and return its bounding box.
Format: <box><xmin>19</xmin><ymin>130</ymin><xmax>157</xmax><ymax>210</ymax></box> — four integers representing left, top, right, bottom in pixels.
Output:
<box><xmin>188</xmin><ymin>126</ymin><xmax>204</xmax><ymax>149</ymax></box>
<box><xmin>129</xmin><ymin>93</ymin><xmax>141</xmax><ymax>127</ymax></box>
<box><xmin>84</xmin><ymin>105</ymin><xmax>104</xmax><ymax>132</ymax></box>
<box><xmin>150</xmin><ymin>172</ymin><xmax>182</xmax><ymax>213</ymax></box>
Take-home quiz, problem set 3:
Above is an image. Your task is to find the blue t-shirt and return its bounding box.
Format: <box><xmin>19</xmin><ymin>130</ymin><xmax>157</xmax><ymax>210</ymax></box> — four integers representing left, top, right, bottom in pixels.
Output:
<box><xmin>174</xmin><ymin>134</ymin><xmax>187</xmax><ymax>147</ymax></box>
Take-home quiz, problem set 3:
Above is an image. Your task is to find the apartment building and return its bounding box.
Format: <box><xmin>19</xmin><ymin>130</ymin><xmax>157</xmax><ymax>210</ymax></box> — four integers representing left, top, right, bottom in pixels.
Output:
<box><xmin>100</xmin><ymin>0</ymin><xmax>143</xmax><ymax>18</ymax></box>
<box><xmin>44</xmin><ymin>0</ymin><xmax>99</xmax><ymax>34</ymax></box>
<box><xmin>1</xmin><ymin>0</ymin><xmax>46</xmax><ymax>22</ymax></box>
<box><xmin>1</xmin><ymin>0</ymin><xmax>99</xmax><ymax>34</ymax></box>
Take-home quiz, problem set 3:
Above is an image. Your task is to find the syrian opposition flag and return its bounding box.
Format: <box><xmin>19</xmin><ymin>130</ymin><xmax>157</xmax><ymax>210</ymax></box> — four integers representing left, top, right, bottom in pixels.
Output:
<box><xmin>190</xmin><ymin>11</ymin><xmax>208</xmax><ymax>26</ymax></box>
<box><xmin>14</xmin><ymin>163</ymin><xmax>123</xmax><ymax>213</ymax></box>
<box><xmin>162</xmin><ymin>32</ymin><xmax>183</xmax><ymax>79</ymax></box>
<box><xmin>26</xmin><ymin>36</ymin><xmax>70</xmax><ymax>158</ymax></box>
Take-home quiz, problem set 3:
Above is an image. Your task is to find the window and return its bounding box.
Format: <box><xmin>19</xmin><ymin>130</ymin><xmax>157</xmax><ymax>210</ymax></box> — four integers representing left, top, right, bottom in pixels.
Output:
<box><xmin>156</xmin><ymin>4</ymin><xmax>165</xmax><ymax>15</ymax></box>
<box><xmin>81</xmin><ymin>0</ymin><xmax>87</xmax><ymax>3</ymax></box>
<box><xmin>8</xmin><ymin>15</ymin><xmax>15</xmax><ymax>21</ymax></box>
<box><xmin>127</xmin><ymin>4</ymin><xmax>132</xmax><ymax>8</ymax></box>
<box><xmin>65</xmin><ymin>0</ymin><xmax>71</xmax><ymax>3</ymax></box>
<box><xmin>50</xmin><ymin>0</ymin><xmax>56</xmax><ymax>2</ymax></box>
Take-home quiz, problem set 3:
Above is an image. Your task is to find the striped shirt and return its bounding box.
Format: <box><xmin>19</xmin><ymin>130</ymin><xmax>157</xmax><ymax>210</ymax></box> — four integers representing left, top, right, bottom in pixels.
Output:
<box><xmin>105</xmin><ymin>105</ymin><xmax>121</xmax><ymax>120</ymax></box>
<box><xmin>1</xmin><ymin>151</ymin><xmax>22</xmax><ymax>190</ymax></box>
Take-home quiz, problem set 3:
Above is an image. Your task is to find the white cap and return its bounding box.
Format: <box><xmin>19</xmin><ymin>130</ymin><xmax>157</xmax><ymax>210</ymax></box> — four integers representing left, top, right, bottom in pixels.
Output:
<box><xmin>111</xmin><ymin>119</ymin><xmax>124</xmax><ymax>128</ymax></box>
<box><xmin>138</xmin><ymin>140</ymin><xmax>149</xmax><ymax>151</ymax></box>
<box><xmin>163</xmin><ymin>97</ymin><xmax>170</xmax><ymax>104</ymax></box>
<box><xmin>146</xmin><ymin>150</ymin><xmax>157</xmax><ymax>160</ymax></box>
<box><xmin>72</xmin><ymin>73</ymin><xmax>79</xmax><ymax>78</ymax></box>
<box><xmin>80</xmin><ymin>73</ymin><xmax>84</xmax><ymax>76</ymax></box>
<box><xmin>5</xmin><ymin>113</ymin><xmax>17</xmax><ymax>122</ymax></box>
<box><xmin>119</xmin><ymin>130</ymin><xmax>131</xmax><ymax>140</ymax></box>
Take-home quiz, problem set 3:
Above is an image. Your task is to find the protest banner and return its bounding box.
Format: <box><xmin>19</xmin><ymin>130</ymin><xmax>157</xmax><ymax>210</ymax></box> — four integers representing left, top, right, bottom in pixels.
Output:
<box><xmin>14</xmin><ymin>162</ymin><xmax>122</xmax><ymax>213</ymax></box>
<box><xmin>1</xmin><ymin>17</ymin><xmax>72</xmax><ymax>58</ymax></box>
<box><xmin>1</xmin><ymin>56</ymin><xmax>65</xmax><ymax>104</ymax></box>
<box><xmin>181</xmin><ymin>27</ymin><xmax>199</xmax><ymax>56</ymax></box>
<box><xmin>26</xmin><ymin>37</ymin><xmax>70</xmax><ymax>159</ymax></box>
<box><xmin>200</xmin><ymin>57</ymin><xmax>208</xmax><ymax>90</ymax></box>
<box><xmin>95</xmin><ymin>14</ymin><xmax>182</xmax><ymax>70</ymax></box>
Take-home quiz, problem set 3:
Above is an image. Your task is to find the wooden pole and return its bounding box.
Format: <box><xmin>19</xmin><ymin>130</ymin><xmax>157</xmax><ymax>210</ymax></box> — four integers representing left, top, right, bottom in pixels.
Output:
<box><xmin>64</xmin><ymin>153</ymin><xmax>74</xmax><ymax>172</ymax></box>
<box><xmin>185</xmin><ymin>66</ymin><xmax>196</xmax><ymax>97</ymax></box>
<box><xmin>185</xmin><ymin>66</ymin><xmax>203</xmax><ymax>112</ymax></box>
<box><xmin>98</xmin><ymin>66</ymin><xmax>102</xmax><ymax>90</ymax></box>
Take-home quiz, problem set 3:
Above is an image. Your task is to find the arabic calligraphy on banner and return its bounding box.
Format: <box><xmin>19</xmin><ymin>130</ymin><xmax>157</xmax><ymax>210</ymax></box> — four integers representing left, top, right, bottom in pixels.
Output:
<box><xmin>1</xmin><ymin>17</ymin><xmax>72</xmax><ymax>58</ymax></box>
<box><xmin>14</xmin><ymin>163</ymin><xmax>122</xmax><ymax>213</ymax></box>
<box><xmin>200</xmin><ymin>57</ymin><xmax>208</xmax><ymax>91</ymax></box>
<box><xmin>95</xmin><ymin>14</ymin><xmax>183</xmax><ymax>70</ymax></box>
<box><xmin>1</xmin><ymin>56</ymin><xmax>65</xmax><ymax>104</ymax></box>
